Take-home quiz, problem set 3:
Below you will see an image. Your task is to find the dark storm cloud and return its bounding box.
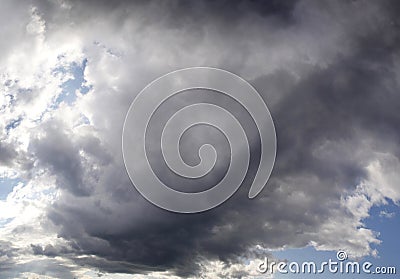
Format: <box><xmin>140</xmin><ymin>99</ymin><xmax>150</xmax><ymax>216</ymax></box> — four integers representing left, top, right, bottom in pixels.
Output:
<box><xmin>63</xmin><ymin>0</ymin><xmax>298</xmax><ymax>20</ymax></box>
<box><xmin>21</xmin><ymin>0</ymin><xmax>400</xmax><ymax>277</ymax></box>
<box><xmin>30</xmin><ymin>119</ymin><xmax>112</xmax><ymax>196</ymax></box>
<box><xmin>30</xmin><ymin>121</ymin><xmax>89</xmax><ymax>196</ymax></box>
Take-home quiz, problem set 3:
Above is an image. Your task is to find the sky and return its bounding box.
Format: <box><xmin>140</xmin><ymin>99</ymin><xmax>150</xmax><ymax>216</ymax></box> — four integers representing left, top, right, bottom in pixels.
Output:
<box><xmin>0</xmin><ymin>0</ymin><xmax>399</xmax><ymax>278</ymax></box>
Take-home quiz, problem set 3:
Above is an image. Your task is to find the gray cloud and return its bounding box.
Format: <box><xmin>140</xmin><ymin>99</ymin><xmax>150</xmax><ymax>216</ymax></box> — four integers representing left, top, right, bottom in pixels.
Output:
<box><xmin>1</xmin><ymin>0</ymin><xmax>400</xmax><ymax>278</ymax></box>
<box><xmin>0</xmin><ymin>143</ymin><xmax>17</xmax><ymax>167</ymax></box>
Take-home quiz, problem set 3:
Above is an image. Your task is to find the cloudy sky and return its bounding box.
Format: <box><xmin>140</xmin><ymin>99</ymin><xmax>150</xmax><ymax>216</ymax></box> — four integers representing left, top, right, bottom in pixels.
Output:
<box><xmin>0</xmin><ymin>0</ymin><xmax>399</xmax><ymax>278</ymax></box>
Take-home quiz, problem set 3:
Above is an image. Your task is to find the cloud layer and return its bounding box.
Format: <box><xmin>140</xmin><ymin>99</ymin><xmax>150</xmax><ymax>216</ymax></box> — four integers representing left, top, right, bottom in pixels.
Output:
<box><xmin>1</xmin><ymin>0</ymin><xmax>400</xmax><ymax>278</ymax></box>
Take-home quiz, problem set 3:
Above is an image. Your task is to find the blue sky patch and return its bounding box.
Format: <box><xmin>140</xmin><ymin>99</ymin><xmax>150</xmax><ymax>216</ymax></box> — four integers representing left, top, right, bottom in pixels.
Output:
<box><xmin>0</xmin><ymin>178</ymin><xmax>20</xmax><ymax>200</ymax></box>
<box><xmin>55</xmin><ymin>58</ymin><xmax>91</xmax><ymax>105</ymax></box>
